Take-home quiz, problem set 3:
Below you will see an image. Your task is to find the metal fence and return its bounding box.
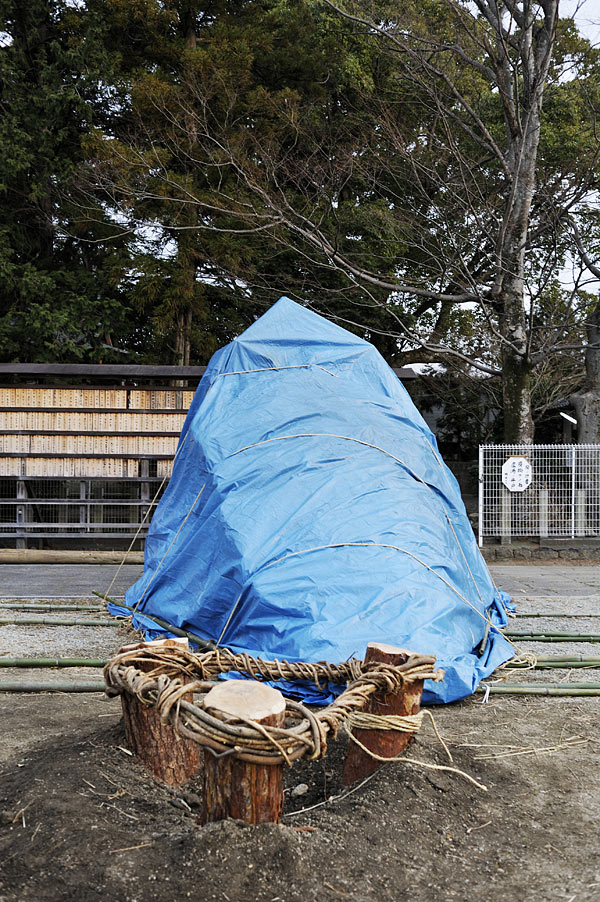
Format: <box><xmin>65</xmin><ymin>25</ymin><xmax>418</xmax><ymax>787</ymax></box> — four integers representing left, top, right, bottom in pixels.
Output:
<box><xmin>478</xmin><ymin>444</ymin><xmax>600</xmax><ymax>544</ymax></box>
<box><xmin>0</xmin><ymin>474</ymin><xmax>168</xmax><ymax>548</ymax></box>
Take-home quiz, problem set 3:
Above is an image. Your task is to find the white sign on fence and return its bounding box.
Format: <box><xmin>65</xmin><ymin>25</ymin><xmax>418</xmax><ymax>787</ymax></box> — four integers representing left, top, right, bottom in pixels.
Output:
<box><xmin>501</xmin><ymin>456</ymin><xmax>532</xmax><ymax>493</ymax></box>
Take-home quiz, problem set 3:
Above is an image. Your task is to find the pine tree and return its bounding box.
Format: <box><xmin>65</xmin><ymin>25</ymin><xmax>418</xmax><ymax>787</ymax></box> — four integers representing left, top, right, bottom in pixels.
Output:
<box><xmin>0</xmin><ymin>0</ymin><xmax>134</xmax><ymax>361</ymax></box>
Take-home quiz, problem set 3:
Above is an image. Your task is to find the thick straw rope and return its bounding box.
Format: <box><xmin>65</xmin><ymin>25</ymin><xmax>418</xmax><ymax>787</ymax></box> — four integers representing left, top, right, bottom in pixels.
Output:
<box><xmin>104</xmin><ymin>645</ymin><xmax>443</xmax><ymax>766</ymax></box>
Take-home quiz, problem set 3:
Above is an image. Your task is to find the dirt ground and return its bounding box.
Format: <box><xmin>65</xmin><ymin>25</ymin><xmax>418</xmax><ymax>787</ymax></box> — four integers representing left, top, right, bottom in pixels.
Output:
<box><xmin>1</xmin><ymin>563</ymin><xmax>599</xmax><ymax>902</ymax></box>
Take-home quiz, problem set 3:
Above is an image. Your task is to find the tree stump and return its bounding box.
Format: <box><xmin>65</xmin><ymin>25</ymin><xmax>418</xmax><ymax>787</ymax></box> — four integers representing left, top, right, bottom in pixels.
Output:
<box><xmin>201</xmin><ymin>680</ymin><xmax>286</xmax><ymax>825</ymax></box>
<box><xmin>120</xmin><ymin>638</ymin><xmax>203</xmax><ymax>786</ymax></box>
<box><xmin>342</xmin><ymin>642</ymin><xmax>425</xmax><ymax>787</ymax></box>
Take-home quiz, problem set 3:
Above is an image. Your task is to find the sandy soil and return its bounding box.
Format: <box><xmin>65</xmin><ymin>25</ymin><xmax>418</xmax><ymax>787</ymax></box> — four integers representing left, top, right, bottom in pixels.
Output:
<box><xmin>0</xmin><ymin>564</ymin><xmax>599</xmax><ymax>902</ymax></box>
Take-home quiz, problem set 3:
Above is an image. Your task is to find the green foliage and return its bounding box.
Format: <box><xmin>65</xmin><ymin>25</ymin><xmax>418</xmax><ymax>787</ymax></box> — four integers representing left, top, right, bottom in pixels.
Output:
<box><xmin>0</xmin><ymin>0</ymin><xmax>137</xmax><ymax>361</ymax></box>
<box><xmin>1</xmin><ymin>0</ymin><xmax>599</xmax><ymax>414</ymax></box>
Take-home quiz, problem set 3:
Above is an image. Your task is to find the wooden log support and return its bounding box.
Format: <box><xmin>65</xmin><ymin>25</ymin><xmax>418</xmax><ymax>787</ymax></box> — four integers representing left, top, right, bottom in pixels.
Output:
<box><xmin>120</xmin><ymin>638</ymin><xmax>203</xmax><ymax>786</ymax></box>
<box><xmin>342</xmin><ymin>642</ymin><xmax>425</xmax><ymax>787</ymax></box>
<box><xmin>201</xmin><ymin>680</ymin><xmax>286</xmax><ymax>825</ymax></box>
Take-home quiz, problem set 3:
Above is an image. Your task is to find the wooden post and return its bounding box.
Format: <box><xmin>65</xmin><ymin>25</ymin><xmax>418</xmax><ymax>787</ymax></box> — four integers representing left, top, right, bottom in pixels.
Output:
<box><xmin>576</xmin><ymin>488</ymin><xmax>587</xmax><ymax>537</ymax></box>
<box><xmin>139</xmin><ymin>459</ymin><xmax>150</xmax><ymax>535</ymax></box>
<box><xmin>201</xmin><ymin>680</ymin><xmax>286</xmax><ymax>825</ymax></box>
<box><xmin>16</xmin><ymin>480</ymin><xmax>27</xmax><ymax>551</ymax></box>
<box><xmin>120</xmin><ymin>638</ymin><xmax>203</xmax><ymax>786</ymax></box>
<box><xmin>539</xmin><ymin>487</ymin><xmax>549</xmax><ymax>539</ymax></box>
<box><xmin>79</xmin><ymin>479</ymin><xmax>87</xmax><ymax>537</ymax></box>
<box><xmin>342</xmin><ymin>642</ymin><xmax>425</xmax><ymax>787</ymax></box>
<box><xmin>501</xmin><ymin>485</ymin><xmax>512</xmax><ymax>545</ymax></box>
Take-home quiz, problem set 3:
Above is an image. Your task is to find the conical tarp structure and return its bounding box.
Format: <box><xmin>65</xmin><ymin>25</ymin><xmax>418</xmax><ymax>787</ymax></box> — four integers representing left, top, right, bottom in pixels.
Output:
<box><xmin>116</xmin><ymin>298</ymin><xmax>512</xmax><ymax>703</ymax></box>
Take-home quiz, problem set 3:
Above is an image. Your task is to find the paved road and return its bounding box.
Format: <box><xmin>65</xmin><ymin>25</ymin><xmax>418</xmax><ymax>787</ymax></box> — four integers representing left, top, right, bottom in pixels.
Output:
<box><xmin>0</xmin><ymin>561</ymin><xmax>598</xmax><ymax>603</ymax></box>
<box><xmin>1</xmin><ymin>561</ymin><xmax>598</xmax><ymax>600</ymax></box>
<box><xmin>0</xmin><ymin>564</ymin><xmax>143</xmax><ymax>599</ymax></box>
<box><xmin>490</xmin><ymin>563</ymin><xmax>600</xmax><ymax>600</ymax></box>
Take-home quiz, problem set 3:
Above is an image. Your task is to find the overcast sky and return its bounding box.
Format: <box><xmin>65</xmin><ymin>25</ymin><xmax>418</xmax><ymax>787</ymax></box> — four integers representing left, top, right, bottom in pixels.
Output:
<box><xmin>567</xmin><ymin>0</ymin><xmax>600</xmax><ymax>44</ymax></box>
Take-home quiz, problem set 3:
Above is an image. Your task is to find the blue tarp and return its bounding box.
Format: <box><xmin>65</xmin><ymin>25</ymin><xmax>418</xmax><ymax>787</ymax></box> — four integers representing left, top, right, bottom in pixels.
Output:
<box><xmin>114</xmin><ymin>297</ymin><xmax>513</xmax><ymax>703</ymax></box>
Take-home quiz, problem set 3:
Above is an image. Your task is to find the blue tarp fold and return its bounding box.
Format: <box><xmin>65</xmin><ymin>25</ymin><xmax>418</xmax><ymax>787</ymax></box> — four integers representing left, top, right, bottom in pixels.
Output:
<box><xmin>113</xmin><ymin>297</ymin><xmax>513</xmax><ymax>703</ymax></box>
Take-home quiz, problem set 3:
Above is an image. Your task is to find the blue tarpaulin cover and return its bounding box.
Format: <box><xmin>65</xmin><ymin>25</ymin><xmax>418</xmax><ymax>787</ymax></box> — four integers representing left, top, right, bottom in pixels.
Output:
<box><xmin>113</xmin><ymin>297</ymin><xmax>513</xmax><ymax>704</ymax></box>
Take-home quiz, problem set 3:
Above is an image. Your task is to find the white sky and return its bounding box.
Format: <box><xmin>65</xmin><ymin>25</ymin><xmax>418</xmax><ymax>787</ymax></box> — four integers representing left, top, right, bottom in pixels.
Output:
<box><xmin>566</xmin><ymin>0</ymin><xmax>600</xmax><ymax>44</ymax></box>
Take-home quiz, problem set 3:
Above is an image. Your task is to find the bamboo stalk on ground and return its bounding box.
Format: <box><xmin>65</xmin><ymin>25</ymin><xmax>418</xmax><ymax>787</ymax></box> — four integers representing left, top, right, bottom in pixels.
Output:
<box><xmin>506</xmin><ymin>660</ymin><xmax>600</xmax><ymax>669</ymax></box>
<box><xmin>534</xmin><ymin>655</ymin><xmax>600</xmax><ymax>662</ymax></box>
<box><xmin>0</xmin><ymin>681</ymin><xmax>106</xmax><ymax>692</ymax></box>
<box><xmin>93</xmin><ymin>592</ymin><xmax>215</xmax><ymax>649</ymax></box>
<box><xmin>504</xmin><ymin>632</ymin><xmax>600</xmax><ymax>642</ymax></box>
<box><xmin>479</xmin><ymin>683</ymin><xmax>600</xmax><ymax>696</ymax></box>
<box><xmin>0</xmin><ymin>658</ymin><xmax>107</xmax><ymax>667</ymax></box>
<box><xmin>0</xmin><ymin>603</ymin><xmax>105</xmax><ymax>612</ymax></box>
<box><xmin>0</xmin><ymin>617</ymin><xmax>121</xmax><ymax>627</ymax></box>
<box><xmin>515</xmin><ymin>613</ymin><xmax>600</xmax><ymax>618</ymax></box>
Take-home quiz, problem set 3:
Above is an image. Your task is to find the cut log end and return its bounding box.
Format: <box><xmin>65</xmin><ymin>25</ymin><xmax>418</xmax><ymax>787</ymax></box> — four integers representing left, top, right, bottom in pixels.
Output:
<box><xmin>119</xmin><ymin>636</ymin><xmax>189</xmax><ymax>654</ymax></box>
<box><xmin>366</xmin><ymin>642</ymin><xmax>411</xmax><ymax>659</ymax></box>
<box><xmin>203</xmin><ymin>679</ymin><xmax>286</xmax><ymax>722</ymax></box>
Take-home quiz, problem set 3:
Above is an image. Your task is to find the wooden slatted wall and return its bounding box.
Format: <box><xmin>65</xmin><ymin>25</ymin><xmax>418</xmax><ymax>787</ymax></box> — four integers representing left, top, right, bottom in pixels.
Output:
<box><xmin>0</xmin><ymin>387</ymin><xmax>193</xmax><ymax>478</ymax></box>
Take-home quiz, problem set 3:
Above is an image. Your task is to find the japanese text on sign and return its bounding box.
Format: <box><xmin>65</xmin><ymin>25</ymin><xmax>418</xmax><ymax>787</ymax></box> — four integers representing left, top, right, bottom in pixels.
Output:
<box><xmin>501</xmin><ymin>457</ymin><xmax>532</xmax><ymax>493</ymax></box>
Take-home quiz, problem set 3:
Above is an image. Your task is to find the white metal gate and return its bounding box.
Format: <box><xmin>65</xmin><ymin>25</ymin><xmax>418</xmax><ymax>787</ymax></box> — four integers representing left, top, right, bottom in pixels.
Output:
<box><xmin>478</xmin><ymin>444</ymin><xmax>600</xmax><ymax>545</ymax></box>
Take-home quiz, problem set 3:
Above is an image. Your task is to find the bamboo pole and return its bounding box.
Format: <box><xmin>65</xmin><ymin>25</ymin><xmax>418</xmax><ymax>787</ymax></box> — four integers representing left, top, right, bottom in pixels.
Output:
<box><xmin>0</xmin><ymin>680</ymin><xmax>106</xmax><ymax>692</ymax></box>
<box><xmin>515</xmin><ymin>613</ymin><xmax>600</xmax><ymax>618</ymax></box>
<box><xmin>479</xmin><ymin>683</ymin><xmax>600</xmax><ymax>696</ymax></box>
<box><xmin>505</xmin><ymin>632</ymin><xmax>600</xmax><ymax>642</ymax></box>
<box><xmin>0</xmin><ymin>658</ymin><xmax>107</xmax><ymax>667</ymax></box>
<box><xmin>534</xmin><ymin>655</ymin><xmax>600</xmax><ymax>662</ymax></box>
<box><xmin>0</xmin><ymin>603</ymin><xmax>105</xmax><ymax>612</ymax></box>
<box><xmin>506</xmin><ymin>660</ymin><xmax>600</xmax><ymax>669</ymax></box>
<box><xmin>0</xmin><ymin>617</ymin><xmax>121</xmax><ymax>627</ymax></box>
<box><xmin>93</xmin><ymin>592</ymin><xmax>215</xmax><ymax>649</ymax></box>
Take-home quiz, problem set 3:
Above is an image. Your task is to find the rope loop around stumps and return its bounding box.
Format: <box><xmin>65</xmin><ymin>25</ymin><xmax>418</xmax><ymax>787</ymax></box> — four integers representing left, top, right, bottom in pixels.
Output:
<box><xmin>104</xmin><ymin>645</ymin><xmax>444</xmax><ymax>766</ymax></box>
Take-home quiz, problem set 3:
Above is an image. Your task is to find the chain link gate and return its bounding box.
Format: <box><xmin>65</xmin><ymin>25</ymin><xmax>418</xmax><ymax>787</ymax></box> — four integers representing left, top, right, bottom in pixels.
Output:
<box><xmin>478</xmin><ymin>444</ymin><xmax>600</xmax><ymax>545</ymax></box>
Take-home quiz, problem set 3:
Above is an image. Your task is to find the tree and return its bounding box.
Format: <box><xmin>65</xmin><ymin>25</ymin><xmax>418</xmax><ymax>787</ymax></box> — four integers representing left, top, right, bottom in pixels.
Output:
<box><xmin>0</xmin><ymin>0</ymin><xmax>137</xmax><ymax>362</ymax></box>
<box><xmin>76</xmin><ymin>0</ymin><xmax>600</xmax><ymax>420</ymax></box>
<box><xmin>78</xmin><ymin>0</ymin><xmax>419</xmax><ymax>363</ymax></box>
<box><xmin>569</xmin><ymin>225</ymin><xmax>600</xmax><ymax>441</ymax></box>
<box><xmin>80</xmin><ymin>0</ymin><xmax>278</xmax><ymax>365</ymax></box>
<box><xmin>274</xmin><ymin>0</ymin><xmax>599</xmax><ymax>441</ymax></box>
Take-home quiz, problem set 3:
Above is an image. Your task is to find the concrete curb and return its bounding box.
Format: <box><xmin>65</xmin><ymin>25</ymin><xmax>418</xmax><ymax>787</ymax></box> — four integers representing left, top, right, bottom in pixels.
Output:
<box><xmin>0</xmin><ymin>547</ymin><xmax>596</xmax><ymax>564</ymax></box>
<box><xmin>482</xmin><ymin>545</ymin><xmax>600</xmax><ymax>562</ymax></box>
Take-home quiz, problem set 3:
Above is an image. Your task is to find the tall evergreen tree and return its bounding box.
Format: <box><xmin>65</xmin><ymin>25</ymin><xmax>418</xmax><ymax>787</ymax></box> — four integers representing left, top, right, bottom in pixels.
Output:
<box><xmin>81</xmin><ymin>0</ymin><xmax>412</xmax><ymax>363</ymax></box>
<box><xmin>0</xmin><ymin>0</ymin><xmax>134</xmax><ymax>361</ymax></box>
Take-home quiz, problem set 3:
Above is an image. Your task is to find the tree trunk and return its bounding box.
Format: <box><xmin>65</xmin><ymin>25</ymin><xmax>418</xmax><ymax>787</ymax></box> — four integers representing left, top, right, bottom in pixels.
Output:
<box><xmin>501</xmin><ymin>331</ymin><xmax>534</xmax><ymax>444</ymax></box>
<box><xmin>170</xmin><ymin>5</ymin><xmax>198</xmax><ymax>371</ymax></box>
<box><xmin>572</xmin><ymin>301</ymin><xmax>600</xmax><ymax>443</ymax></box>
<box><xmin>201</xmin><ymin>681</ymin><xmax>286</xmax><ymax>825</ymax></box>
<box><xmin>120</xmin><ymin>639</ymin><xmax>203</xmax><ymax>785</ymax></box>
<box><xmin>342</xmin><ymin>643</ymin><xmax>425</xmax><ymax>787</ymax></box>
<box><xmin>494</xmin><ymin>1</ymin><xmax>558</xmax><ymax>444</ymax></box>
<box><xmin>174</xmin><ymin>310</ymin><xmax>185</xmax><ymax>367</ymax></box>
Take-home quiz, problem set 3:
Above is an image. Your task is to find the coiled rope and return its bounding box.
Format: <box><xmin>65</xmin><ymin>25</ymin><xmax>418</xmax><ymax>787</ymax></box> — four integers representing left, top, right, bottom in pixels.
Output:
<box><xmin>104</xmin><ymin>645</ymin><xmax>443</xmax><ymax>766</ymax></box>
